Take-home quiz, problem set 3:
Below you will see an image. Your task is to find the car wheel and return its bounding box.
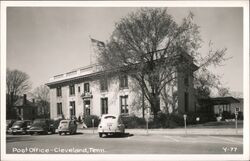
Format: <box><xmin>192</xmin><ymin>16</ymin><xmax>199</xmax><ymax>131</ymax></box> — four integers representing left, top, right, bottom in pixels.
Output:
<box><xmin>59</xmin><ymin>132</ymin><xmax>61</xmax><ymax>135</ymax></box>
<box><xmin>99</xmin><ymin>133</ymin><xmax>103</xmax><ymax>138</ymax></box>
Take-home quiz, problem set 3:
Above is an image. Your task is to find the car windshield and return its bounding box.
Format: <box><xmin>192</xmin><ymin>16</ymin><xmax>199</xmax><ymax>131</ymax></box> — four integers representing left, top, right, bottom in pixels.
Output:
<box><xmin>13</xmin><ymin>121</ymin><xmax>24</xmax><ymax>126</ymax></box>
<box><xmin>32</xmin><ymin>120</ymin><xmax>46</xmax><ymax>126</ymax></box>
<box><xmin>104</xmin><ymin>116</ymin><xmax>116</xmax><ymax>119</ymax></box>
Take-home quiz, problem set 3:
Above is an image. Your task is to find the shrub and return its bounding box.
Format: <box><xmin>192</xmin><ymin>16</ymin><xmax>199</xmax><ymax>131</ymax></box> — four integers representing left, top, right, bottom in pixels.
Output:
<box><xmin>195</xmin><ymin>112</ymin><xmax>216</xmax><ymax>123</ymax></box>
<box><xmin>121</xmin><ymin>115</ymin><xmax>146</xmax><ymax>128</ymax></box>
<box><xmin>84</xmin><ymin>115</ymin><xmax>100</xmax><ymax>127</ymax></box>
<box><xmin>168</xmin><ymin>113</ymin><xmax>184</xmax><ymax>127</ymax></box>
<box><xmin>238</xmin><ymin>112</ymin><xmax>243</xmax><ymax>120</ymax></box>
<box><xmin>219</xmin><ymin>111</ymin><xmax>234</xmax><ymax>121</ymax></box>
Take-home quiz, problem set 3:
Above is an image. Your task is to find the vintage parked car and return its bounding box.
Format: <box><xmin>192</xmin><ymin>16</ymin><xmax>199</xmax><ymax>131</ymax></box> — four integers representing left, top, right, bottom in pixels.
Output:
<box><xmin>58</xmin><ymin>120</ymin><xmax>77</xmax><ymax>135</ymax></box>
<box><xmin>27</xmin><ymin>119</ymin><xmax>55</xmax><ymax>135</ymax></box>
<box><xmin>11</xmin><ymin>120</ymin><xmax>32</xmax><ymax>135</ymax></box>
<box><xmin>98</xmin><ymin>114</ymin><xmax>125</xmax><ymax>137</ymax></box>
<box><xmin>6</xmin><ymin>120</ymin><xmax>16</xmax><ymax>133</ymax></box>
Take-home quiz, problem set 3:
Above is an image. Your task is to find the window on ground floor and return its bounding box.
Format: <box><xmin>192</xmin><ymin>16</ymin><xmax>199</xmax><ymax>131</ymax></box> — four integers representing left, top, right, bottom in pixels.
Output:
<box><xmin>70</xmin><ymin>101</ymin><xmax>76</xmax><ymax>116</ymax></box>
<box><xmin>101</xmin><ymin>98</ymin><xmax>108</xmax><ymax>114</ymax></box>
<box><xmin>57</xmin><ymin>103</ymin><xmax>62</xmax><ymax>115</ymax></box>
<box><xmin>120</xmin><ymin>95</ymin><xmax>129</xmax><ymax>114</ymax></box>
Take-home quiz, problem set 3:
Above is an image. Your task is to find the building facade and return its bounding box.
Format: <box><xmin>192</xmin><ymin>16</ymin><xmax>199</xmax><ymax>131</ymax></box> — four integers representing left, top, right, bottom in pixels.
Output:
<box><xmin>46</xmin><ymin>53</ymin><xmax>198</xmax><ymax>119</ymax></box>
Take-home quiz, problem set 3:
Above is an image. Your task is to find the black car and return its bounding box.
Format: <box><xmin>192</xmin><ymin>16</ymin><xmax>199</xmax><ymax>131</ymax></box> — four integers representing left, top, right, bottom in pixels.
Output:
<box><xmin>6</xmin><ymin>120</ymin><xmax>16</xmax><ymax>133</ymax></box>
<box><xmin>11</xmin><ymin>120</ymin><xmax>32</xmax><ymax>135</ymax></box>
<box><xmin>27</xmin><ymin>119</ymin><xmax>56</xmax><ymax>135</ymax></box>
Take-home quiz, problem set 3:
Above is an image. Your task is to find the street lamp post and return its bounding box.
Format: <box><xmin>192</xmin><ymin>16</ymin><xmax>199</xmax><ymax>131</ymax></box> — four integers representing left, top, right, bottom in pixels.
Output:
<box><xmin>235</xmin><ymin>107</ymin><xmax>239</xmax><ymax>134</ymax></box>
<box><xmin>183</xmin><ymin>114</ymin><xmax>187</xmax><ymax>136</ymax></box>
<box><xmin>92</xmin><ymin>119</ymin><xmax>95</xmax><ymax>134</ymax></box>
<box><xmin>145</xmin><ymin>112</ymin><xmax>149</xmax><ymax>135</ymax></box>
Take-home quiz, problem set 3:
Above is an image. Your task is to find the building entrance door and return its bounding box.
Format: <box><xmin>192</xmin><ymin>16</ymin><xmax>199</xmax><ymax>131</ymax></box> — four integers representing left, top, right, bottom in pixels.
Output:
<box><xmin>84</xmin><ymin>100</ymin><xmax>91</xmax><ymax>116</ymax></box>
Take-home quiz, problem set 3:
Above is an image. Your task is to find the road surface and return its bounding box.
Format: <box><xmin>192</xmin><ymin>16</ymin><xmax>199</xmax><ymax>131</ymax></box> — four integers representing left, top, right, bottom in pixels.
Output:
<box><xmin>6</xmin><ymin>132</ymin><xmax>243</xmax><ymax>154</ymax></box>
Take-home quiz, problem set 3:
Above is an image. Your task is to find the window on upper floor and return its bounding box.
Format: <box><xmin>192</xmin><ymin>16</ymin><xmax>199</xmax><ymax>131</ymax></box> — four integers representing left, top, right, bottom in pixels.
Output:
<box><xmin>69</xmin><ymin>84</ymin><xmax>75</xmax><ymax>95</ymax></box>
<box><xmin>119</xmin><ymin>75</ymin><xmax>128</xmax><ymax>89</ymax></box>
<box><xmin>56</xmin><ymin>87</ymin><xmax>62</xmax><ymax>97</ymax></box>
<box><xmin>100</xmin><ymin>78</ymin><xmax>108</xmax><ymax>91</ymax></box>
<box><xmin>78</xmin><ymin>86</ymin><xmax>81</xmax><ymax>93</ymax></box>
<box><xmin>84</xmin><ymin>83</ymin><xmax>90</xmax><ymax>93</ymax></box>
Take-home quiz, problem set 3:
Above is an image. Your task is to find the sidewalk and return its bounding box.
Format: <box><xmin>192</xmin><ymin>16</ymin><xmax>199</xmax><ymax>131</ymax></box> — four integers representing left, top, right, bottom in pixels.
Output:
<box><xmin>77</xmin><ymin>127</ymin><xmax>243</xmax><ymax>136</ymax></box>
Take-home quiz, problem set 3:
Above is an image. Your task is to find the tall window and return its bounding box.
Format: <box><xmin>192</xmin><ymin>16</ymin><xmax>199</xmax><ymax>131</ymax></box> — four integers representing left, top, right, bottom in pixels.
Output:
<box><xmin>84</xmin><ymin>100</ymin><xmax>90</xmax><ymax>115</ymax></box>
<box><xmin>84</xmin><ymin>83</ymin><xmax>90</xmax><ymax>92</ymax></box>
<box><xmin>184</xmin><ymin>92</ymin><xmax>189</xmax><ymax>113</ymax></box>
<box><xmin>100</xmin><ymin>78</ymin><xmax>108</xmax><ymax>91</ymax></box>
<box><xmin>119</xmin><ymin>75</ymin><xmax>128</xmax><ymax>89</ymax></box>
<box><xmin>70</xmin><ymin>101</ymin><xmax>76</xmax><ymax>116</ymax></box>
<box><xmin>56</xmin><ymin>87</ymin><xmax>62</xmax><ymax>97</ymax></box>
<box><xmin>101</xmin><ymin>98</ymin><xmax>108</xmax><ymax>114</ymax></box>
<box><xmin>69</xmin><ymin>85</ymin><xmax>75</xmax><ymax>95</ymax></box>
<box><xmin>120</xmin><ymin>95</ymin><xmax>129</xmax><ymax>114</ymax></box>
<box><xmin>57</xmin><ymin>103</ymin><xmax>62</xmax><ymax>115</ymax></box>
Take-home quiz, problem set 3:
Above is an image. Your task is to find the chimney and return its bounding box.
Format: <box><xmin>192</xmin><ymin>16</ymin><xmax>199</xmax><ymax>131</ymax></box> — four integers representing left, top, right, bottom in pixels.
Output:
<box><xmin>23</xmin><ymin>94</ymin><xmax>27</xmax><ymax>105</ymax></box>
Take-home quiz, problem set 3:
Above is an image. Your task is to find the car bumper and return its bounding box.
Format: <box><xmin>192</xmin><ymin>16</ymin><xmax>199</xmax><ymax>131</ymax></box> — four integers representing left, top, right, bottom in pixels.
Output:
<box><xmin>98</xmin><ymin>128</ymin><xmax>124</xmax><ymax>133</ymax></box>
<box><xmin>27</xmin><ymin>130</ymin><xmax>44</xmax><ymax>133</ymax></box>
<box><xmin>58</xmin><ymin>129</ymin><xmax>70</xmax><ymax>132</ymax></box>
<box><xmin>11</xmin><ymin>129</ymin><xmax>26</xmax><ymax>134</ymax></box>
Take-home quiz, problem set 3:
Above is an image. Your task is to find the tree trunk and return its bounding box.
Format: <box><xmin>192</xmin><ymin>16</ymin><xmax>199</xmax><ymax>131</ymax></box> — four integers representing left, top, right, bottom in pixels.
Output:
<box><xmin>150</xmin><ymin>94</ymin><xmax>160</xmax><ymax>120</ymax></box>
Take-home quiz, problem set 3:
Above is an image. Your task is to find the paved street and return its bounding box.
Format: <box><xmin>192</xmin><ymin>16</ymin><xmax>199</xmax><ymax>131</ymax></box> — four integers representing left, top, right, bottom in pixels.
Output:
<box><xmin>6</xmin><ymin>131</ymin><xmax>243</xmax><ymax>154</ymax></box>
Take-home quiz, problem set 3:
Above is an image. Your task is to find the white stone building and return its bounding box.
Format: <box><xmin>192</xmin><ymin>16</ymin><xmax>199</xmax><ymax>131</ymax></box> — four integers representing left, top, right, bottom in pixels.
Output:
<box><xmin>46</xmin><ymin>52</ymin><xmax>198</xmax><ymax>119</ymax></box>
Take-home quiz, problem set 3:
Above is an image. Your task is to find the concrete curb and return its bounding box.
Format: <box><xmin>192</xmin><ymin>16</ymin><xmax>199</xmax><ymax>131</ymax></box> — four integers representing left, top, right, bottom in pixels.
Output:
<box><xmin>76</xmin><ymin>128</ymin><xmax>243</xmax><ymax>136</ymax></box>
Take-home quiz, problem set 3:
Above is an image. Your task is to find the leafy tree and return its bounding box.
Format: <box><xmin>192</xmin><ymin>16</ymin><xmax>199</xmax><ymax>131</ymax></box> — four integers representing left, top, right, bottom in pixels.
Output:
<box><xmin>97</xmin><ymin>8</ymin><xmax>227</xmax><ymax>118</ymax></box>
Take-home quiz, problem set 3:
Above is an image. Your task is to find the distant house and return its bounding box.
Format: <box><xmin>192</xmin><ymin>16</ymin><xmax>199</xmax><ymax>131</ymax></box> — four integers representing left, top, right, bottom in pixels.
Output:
<box><xmin>12</xmin><ymin>94</ymin><xmax>38</xmax><ymax>120</ymax></box>
<box><xmin>198</xmin><ymin>97</ymin><xmax>243</xmax><ymax>120</ymax></box>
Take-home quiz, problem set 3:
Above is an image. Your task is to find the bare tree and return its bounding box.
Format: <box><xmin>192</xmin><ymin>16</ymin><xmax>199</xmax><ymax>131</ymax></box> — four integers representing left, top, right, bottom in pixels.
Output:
<box><xmin>97</xmin><ymin>8</ymin><xmax>227</xmax><ymax>118</ymax></box>
<box><xmin>6</xmin><ymin>68</ymin><xmax>31</xmax><ymax>96</ymax></box>
<box><xmin>31</xmin><ymin>85</ymin><xmax>50</xmax><ymax>118</ymax></box>
<box><xmin>6</xmin><ymin>68</ymin><xmax>31</xmax><ymax>119</ymax></box>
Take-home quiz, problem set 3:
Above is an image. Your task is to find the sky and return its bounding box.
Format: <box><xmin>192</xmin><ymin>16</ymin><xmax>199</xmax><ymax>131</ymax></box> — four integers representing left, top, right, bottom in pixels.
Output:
<box><xmin>6</xmin><ymin>7</ymin><xmax>243</xmax><ymax>96</ymax></box>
